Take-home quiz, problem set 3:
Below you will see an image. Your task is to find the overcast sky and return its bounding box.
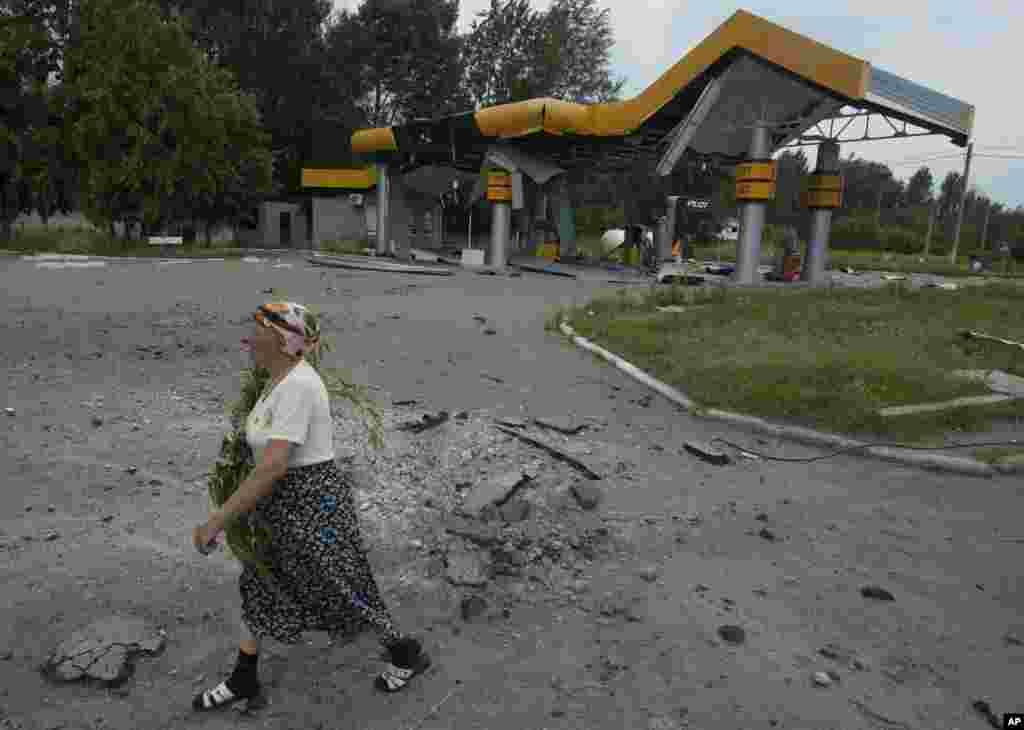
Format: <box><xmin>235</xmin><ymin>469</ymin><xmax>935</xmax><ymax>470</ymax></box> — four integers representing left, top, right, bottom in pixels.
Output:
<box><xmin>332</xmin><ymin>0</ymin><xmax>1024</xmax><ymax>209</ymax></box>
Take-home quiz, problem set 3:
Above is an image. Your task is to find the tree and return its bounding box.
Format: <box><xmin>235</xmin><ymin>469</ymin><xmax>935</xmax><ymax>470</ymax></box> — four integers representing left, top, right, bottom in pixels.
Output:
<box><xmin>905</xmin><ymin>166</ymin><xmax>933</xmax><ymax>206</ymax></box>
<box><xmin>62</xmin><ymin>0</ymin><xmax>272</xmax><ymax>240</ymax></box>
<box><xmin>0</xmin><ymin>4</ymin><xmax>64</xmax><ymax>240</ymax></box>
<box><xmin>461</xmin><ymin>0</ymin><xmax>625</xmax><ymax>109</ymax></box>
<box><xmin>328</xmin><ymin>0</ymin><xmax>467</xmax><ymax>129</ymax></box>
<box><xmin>770</xmin><ymin>149</ymin><xmax>809</xmax><ymax>227</ymax></box>
<box><xmin>938</xmin><ymin>170</ymin><xmax>961</xmax><ymax>223</ymax></box>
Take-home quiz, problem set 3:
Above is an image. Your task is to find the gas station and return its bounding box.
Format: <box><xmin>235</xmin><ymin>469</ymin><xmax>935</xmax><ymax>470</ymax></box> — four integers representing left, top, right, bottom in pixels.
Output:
<box><xmin>307</xmin><ymin>9</ymin><xmax>973</xmax><ymax>285</ymax></box>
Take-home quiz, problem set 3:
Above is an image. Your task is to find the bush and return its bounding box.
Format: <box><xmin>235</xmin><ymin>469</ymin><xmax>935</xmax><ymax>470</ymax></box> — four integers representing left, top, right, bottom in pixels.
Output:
<box><xmin>831</xmin><ymin>216</ymin><xmax>882</xmax><ymax>250</ymax></box>
<box><xmin>880</xmin><ymin>226</ymin><xmax>924</xmax><ymax>254</ymax></box>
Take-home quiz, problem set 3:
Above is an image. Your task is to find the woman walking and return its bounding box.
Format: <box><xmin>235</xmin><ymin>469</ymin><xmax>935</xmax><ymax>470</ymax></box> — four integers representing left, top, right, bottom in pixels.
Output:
<box><xmin>191</xmin><ymin>301</ymin><xmax>430</xmax><ymax>711</ymax></box>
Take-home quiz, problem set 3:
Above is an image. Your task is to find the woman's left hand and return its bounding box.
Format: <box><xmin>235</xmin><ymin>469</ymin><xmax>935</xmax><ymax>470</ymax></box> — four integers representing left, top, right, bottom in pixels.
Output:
<box><xmin>193</xmin><ymin>520</ymin><xmax>223</xmax><ymax>556</ymax></box>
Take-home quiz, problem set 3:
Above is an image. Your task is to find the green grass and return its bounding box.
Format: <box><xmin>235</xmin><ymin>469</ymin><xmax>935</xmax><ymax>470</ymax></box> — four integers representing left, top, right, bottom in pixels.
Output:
<box><xmin>3</xmin><ymin>225</ymin><xmax>249</xmax><ymax>258</ymax></box>
<box><xmin>556</xmin><ymin>281</ymin><xmax>1024</xmax><ymax>445</ymax></box>
<box><xmin>973</xmin><ymin>446</ymin><xmax>1024</xmax><ymax>465</ymax></box>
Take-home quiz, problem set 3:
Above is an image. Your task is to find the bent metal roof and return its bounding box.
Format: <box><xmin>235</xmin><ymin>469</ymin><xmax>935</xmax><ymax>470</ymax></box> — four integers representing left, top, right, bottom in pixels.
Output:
<box><xmin>347</xmin><ymin>9</ymin><xmax>973</xmax><ymax>174</ymax></box>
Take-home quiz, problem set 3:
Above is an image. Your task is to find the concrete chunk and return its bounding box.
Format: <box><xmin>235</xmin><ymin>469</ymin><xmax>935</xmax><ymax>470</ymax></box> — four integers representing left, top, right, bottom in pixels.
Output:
<box><xmin>44</xmin><ymin>617</ymin><xmax>165</xmax><ymax>686</ymax></box>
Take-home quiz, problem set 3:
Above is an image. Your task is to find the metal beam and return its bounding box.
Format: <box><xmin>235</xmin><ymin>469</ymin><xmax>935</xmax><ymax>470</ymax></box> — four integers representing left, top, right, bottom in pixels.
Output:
<box><xmin>656</xmin><ymin>66</ymin><xmax>733</xmax><ymax>176</ymax></box>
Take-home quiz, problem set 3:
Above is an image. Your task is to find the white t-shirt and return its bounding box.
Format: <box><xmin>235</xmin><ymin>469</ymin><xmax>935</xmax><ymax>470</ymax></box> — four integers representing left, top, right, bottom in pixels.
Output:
<box><xmin>245</xmin><ymin>360</ymin><xmax>335</xmax><ymax>469</ymax></box>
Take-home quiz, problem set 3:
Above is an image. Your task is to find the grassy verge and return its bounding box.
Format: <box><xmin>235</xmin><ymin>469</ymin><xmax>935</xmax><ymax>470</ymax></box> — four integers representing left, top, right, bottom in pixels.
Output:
<box><xmin>549</xmin><ymin>281</ymin><xmax>1024</xmax><ymax>445</ymax></box>
<box><xmin>686</xmin><ymin>244</ymin><xmax>1023</xmax><ymax>279</ymax></box>
<box><xmin>320</xmin><ymin>239</ymin><xmax>373</xmax><ymax>256</ymax></box>
<box><xmin>3</xmin><ymin>225</ymin><xmax>251</xmax><ymax>258</ymax></box>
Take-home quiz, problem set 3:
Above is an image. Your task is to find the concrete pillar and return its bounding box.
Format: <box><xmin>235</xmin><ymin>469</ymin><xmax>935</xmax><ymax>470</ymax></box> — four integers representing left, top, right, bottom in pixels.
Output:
<box><xmin>734</xmin><ymin>123</ymin><xmax>771</xmax><ymax>285</ymax></box>
<box><xmin>802</xmin><ymin>140</ymin><xmax>840</xmax><ymax>285</ymax></box>
<box><xmin>663</xmin><ymin>196</ymin><xmax>680</xmax><ymax>262</ymax></box>
<box><xmin>375</xmin><ymin>162</ymin><xmax>390</xmax><ymax>256</ymax></box>
<box><xmin>432</xmin><ymin>205</ymin><xmax>443</xmax><ymax>248</ymax></box>
<box><xmin>488</xmin><ymin>169</ymin><xmax>512</xmax><ymax>270</ymax></box>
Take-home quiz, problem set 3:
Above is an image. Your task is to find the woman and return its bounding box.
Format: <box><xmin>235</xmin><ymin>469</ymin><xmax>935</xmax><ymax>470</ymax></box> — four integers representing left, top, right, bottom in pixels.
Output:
<box><xmin>191</xmin><ymin>301</ymin><xmax>430</xmax><ymax>711</ymax></box>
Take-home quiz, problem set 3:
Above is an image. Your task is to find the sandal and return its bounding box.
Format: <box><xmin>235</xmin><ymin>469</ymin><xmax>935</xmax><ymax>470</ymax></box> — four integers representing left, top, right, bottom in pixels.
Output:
<box><xmin>192</xmin><ymin>680</ymin><xmax>261</xmax><ymax>711</ymax></box>
<box><xmin>375</xmin><ymin>641</ymin><xmax>431</xmax><ymax>693</ymax></box>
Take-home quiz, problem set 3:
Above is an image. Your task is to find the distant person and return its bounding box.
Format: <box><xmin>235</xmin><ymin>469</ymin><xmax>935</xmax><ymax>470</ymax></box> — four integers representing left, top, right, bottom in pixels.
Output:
<box><xmin>191</xmin><ymin>301</ymin><xmax>430</xmax><ymax>711</ymax></box>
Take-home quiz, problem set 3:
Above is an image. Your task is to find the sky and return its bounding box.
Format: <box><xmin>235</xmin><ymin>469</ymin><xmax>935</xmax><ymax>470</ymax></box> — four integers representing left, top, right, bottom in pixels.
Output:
<box><xmin>331</xmin><ymin>0</ymin><xmax>1024</xmax><ymax>210</ymax></box>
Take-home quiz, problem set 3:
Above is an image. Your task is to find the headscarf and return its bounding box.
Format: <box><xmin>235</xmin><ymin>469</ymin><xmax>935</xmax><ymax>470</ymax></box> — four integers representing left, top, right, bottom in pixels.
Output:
<box><xmin>242</xmin><ymin>301</ymin><xmax>321</xmax><ymax>359</ymax></box>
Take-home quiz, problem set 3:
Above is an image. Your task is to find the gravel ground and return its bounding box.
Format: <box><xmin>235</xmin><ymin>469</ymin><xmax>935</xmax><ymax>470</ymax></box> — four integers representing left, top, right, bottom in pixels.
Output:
<box><xmin>1</xmin><ymin>254</ymin><xmax>1022</xmax><ymax>730</ymax></box>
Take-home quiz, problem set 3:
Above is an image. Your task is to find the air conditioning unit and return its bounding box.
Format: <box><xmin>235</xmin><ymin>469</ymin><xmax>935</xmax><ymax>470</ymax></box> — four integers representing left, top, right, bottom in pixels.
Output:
<box><xmin>349</xmin><ymin>194</ymin><xmax>364</xmax><ymax>206</ymax></box>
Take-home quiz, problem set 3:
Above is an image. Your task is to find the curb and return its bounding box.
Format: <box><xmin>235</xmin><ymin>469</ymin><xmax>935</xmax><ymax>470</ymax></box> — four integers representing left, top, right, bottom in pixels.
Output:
<box><xmin>559</xmin><ymin>322</ymin><xmax>1020</xmax><ymax>478</ymax></box>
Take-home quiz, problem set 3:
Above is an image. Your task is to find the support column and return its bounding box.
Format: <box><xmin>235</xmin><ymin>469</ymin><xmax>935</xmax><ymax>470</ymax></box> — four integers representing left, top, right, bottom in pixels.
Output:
<box><xmin>432</xmin><ymin>205</ymin><xmax>443</xmax><ymax>248</ymax></box>
<box><xmin>375</xmin><ymin>162</ymin><xmax>390</xmax><ymax>256</ymax></box>
<box><xmin>488</xmin><ymin>169</ymin><xmax>512</xmax><ymax>270</ymax></box>
<box><xmin>556</xmin><ymin>175</ymin><xmax>576</xmax><ymax>259</ymax></box>
<box><xmin>663</xmin><ymin>196</ymin><xmax>680</xmax><ymax>262</ymax></box>
<box><xmin>801</xmin><ymin>141</ymin><xmax>842</xmax><ymax>285</ymax></box>
<box><xmin>734</xmin><ymin>124</ymin><xmax>772</xmax><ymax>285</ymax></box>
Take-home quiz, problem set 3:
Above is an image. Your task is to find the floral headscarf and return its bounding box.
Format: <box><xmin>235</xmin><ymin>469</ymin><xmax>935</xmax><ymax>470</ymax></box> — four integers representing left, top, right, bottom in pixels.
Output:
<box><xmin>246</xmin><ymin>301</ymin><xmax>321</xmax><ymax>359</ymax></box>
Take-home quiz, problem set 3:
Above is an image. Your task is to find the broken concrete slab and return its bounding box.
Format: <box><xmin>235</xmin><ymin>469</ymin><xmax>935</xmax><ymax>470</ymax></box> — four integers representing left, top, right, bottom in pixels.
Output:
<box><xmin>443</xmin><ymin>518</ymin><xmax>502</xmax><ymax>547</ymax></box>
<box><xmin>42</xmin><ymin>617</ymin><xmax>165</xmax><ymax>686</ymax></box>
<box><xmin>460</xmin><ymin>470</ymin><xmax>532</xmax><ymax>516</ymax></box>
<box><xmin>495</xmin><ymin>426</ymin><xmax>602</xmax><ymax>479</ymax></box>
<box><xmin>683</xmin><ymin>440</ymin><xmax>731</xmax><ymax>466</ymax></box>
<box><xmin>499</xmin><ymin>499</ymin><xmax>532</xmax><ymax>523</ymax></box>
<box><xmin>878</xmin><ymin>394</ymin><xmax>1015</xmax><ymax>417</ymax></box>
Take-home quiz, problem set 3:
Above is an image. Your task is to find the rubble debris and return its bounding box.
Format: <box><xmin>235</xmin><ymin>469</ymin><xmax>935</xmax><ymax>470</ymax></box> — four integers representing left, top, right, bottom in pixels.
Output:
<box><xmin>483</xmin><ymin>328</ymin><xmax>498</xmax><ymax>335</ymax></box>
<box><xmin>683</xmin><ymin>440</ymin><xmax>731</xmax><ymax>466</ymax></box>
<box><xmin>758</xmin><ymin>528</ymin><xmax>778</xmax><ymax>542</ymax></box>
<box><xmin>495</xmin><ymin>426</ymin><xmax>602</xmax><ymax>479</ymax></box>
<box><xmin>443</xmin><ymin>519</ymin><xmax>502</xmax><ymax>548</ymax></box>
<box><xmin>717</xmin><ymin>625</ymin><xmax>746</xmax><ymax>645</ymax></box>
<box><xmin>397</xmin><ymin>411</ymin><xmax>450</xmax><ymax>434</ymax></box>
<box><xmin>1004</xmin><ymin>632</ymin><xmax>1023</xmax><ymax>647</ymax></box>
<box><xmin>812</xmin><ymin>671</ymin><xmax>832</xmax><ymax>687</ymax></box>
<box><xmin>481</xmin><ymin>373</ymin><xmax>505</xmax><ymax>384</ymax></box>
<box><xmin>459</xmin><ymin>471</ymin><xmax>532</xmax><ymax>516</ymax></box>
<box><xmin>42</xmin><ymin>617</ymin><xmax>165</xmax><ymax>686</ymax></box>
<box><xmin>532</xmin><ymin>416</ymin><xmax>586</xmax><ymax>435</ymax></box>
<box><xmin>860</xmin><ymin>585</ymin><xmax>895</xmax><ymax>601</ymax></box>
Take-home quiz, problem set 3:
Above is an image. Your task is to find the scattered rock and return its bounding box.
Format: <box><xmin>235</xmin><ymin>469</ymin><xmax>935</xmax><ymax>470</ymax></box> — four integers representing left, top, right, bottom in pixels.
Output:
<box><xmin>1004</xmin><ymin>632</ymin><xmax>1022</xmax><ymax>647</ymax></box>
<box><xmin>4</xmin><ymin>408</ymin><xmax>14</xmax><ymax>416</ymax></box>
<box><xmin>44</xmin><ymin>532</ymin><xmax>60</xmax><ymax>542</ymax></box>
<box><xmin>43</xmin><ymin>617</ymin><xmax>165</xmax><ymax>686</ymax></box>
<box><xmin>460</xmin><ymin>596</ymin><xmax>488</xmax><ymax>621</ymax></box>
<box><xmin>570</xmin><ymin>483</ymin><xmax>603</xmax><ymax>511</ymax></box>
<box><xmin>483</xmin><ymin>328</ymin><xmax>497</xmax><ymax>336</ymax></box>
<box><xmin>397</xmin><ymin>411</ymin><xmax>450</xmax><ymax>434</ymax></box>
<box><xmin>0</xmin><ymin>650</ymin><xmax>12</xmax><ymax>660</ymax></box>
<box><xmin>755</xmin><ymin>512</ymin><xmax>768</xmax><ymax>522</ymax></box>
<box><xmin>47</xmin><ymin>506</ymin><xmax>55</xmax><ymax>513</ymax></box>
<box><xmin>472</xmin><ymin>314</ymin><xmax>487</xmax><ymax>323</ymax></box>
<box><xmin>860</xmin><ymin>585</ymin><xmax>895</xmax><ymax>601</ymax></box>
<box><xmin>717</xmin><ymin>625</ymin><xmax>746</xmax><ymax>645</ymax></box>
<box><xmin>91</xmin><ymin>416</ymin><xmax>103</xmax><ymax>427</ymax></box>
<box><xmin>812</xmin><ymin>671</ymin><xmax>832</xmax><ymax>687</ymax></box>
<box><xmin>460</xmin><ymin>471</ymin><xmax>532</xmax><ymax>516</ymax></box>
<box><xmin>758</xmin><ymin>528</ymin><xmax>778</xmax><ymax>542</ymax></box>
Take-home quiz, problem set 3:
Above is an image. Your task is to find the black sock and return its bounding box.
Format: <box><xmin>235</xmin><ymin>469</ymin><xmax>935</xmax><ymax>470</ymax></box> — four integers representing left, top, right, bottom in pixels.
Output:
<box><xmin>226</xmin><ymin>649</ymin><xmax>259</xmax><ymax>695</ymax></box>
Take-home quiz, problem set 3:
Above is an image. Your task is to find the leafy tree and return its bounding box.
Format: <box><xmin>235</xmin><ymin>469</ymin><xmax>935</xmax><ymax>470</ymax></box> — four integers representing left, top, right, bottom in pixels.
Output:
<box><xmin>905</xmin><ymin>166</ymin><xmax>933</xmax><ymax>206</ymax></box>
<box><xmin>62</xmin><ymin>0</ymin><xmax>272</xmax><ymax>241</ymax></box>
<box><xmin>461</xmin><ymin>0</ymin><xmax>625</xmax><ymax>109</ymax></box>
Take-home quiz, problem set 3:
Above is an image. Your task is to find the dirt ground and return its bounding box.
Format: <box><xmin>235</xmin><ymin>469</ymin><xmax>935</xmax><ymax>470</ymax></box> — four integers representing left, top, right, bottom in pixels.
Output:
<box><xmin>1</xmin><ymin>254</ymin><xmax>1022</xmax><ymax>730</ymax></box>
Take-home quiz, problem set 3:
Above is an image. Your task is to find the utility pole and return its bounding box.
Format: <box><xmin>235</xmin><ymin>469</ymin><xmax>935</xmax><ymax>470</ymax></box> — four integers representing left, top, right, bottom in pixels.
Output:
<box><xmin>923</xmin><ymin>199</ymin><xmax>937</xmax><ymax>257</ymax></box>
<box><xmin>949</xmin><ymin>141</ymin><xmax>973</xmax><ymax>264</ymax></box>
<box><xmin>980</xmin><ymin>203</ymin><xmax>992</xmax><ymax>251</ymax></box>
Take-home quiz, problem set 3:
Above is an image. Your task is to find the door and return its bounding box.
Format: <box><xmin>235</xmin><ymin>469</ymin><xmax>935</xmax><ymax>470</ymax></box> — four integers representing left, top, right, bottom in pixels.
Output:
<box><xmin>279</xmin><ymin>211</ymin><xmax>292</xmax><ymax>247</ymax></box>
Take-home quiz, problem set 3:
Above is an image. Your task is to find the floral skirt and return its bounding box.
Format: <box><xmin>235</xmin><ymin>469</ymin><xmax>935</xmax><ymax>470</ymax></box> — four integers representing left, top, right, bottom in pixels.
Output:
<box><xmin>238</xmin><ymin>459</ymin><xmax>401</xmax><ymax>647</ymax></box>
